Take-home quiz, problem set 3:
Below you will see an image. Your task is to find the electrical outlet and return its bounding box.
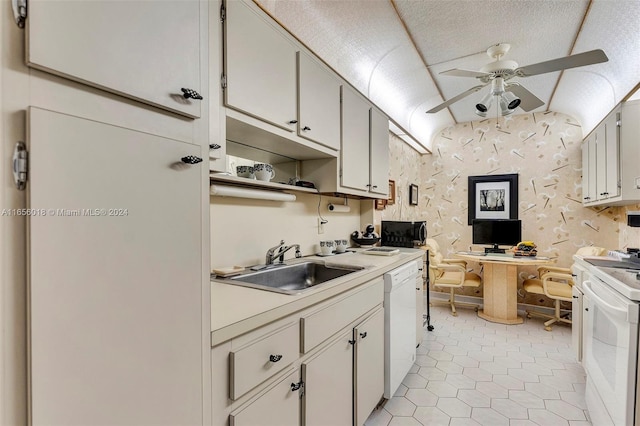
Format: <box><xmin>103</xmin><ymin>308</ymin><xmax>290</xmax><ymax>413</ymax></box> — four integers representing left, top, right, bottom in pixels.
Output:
<box><xmin>318</xmin><ymin>218</ymin><xmax>324</xmax><ymax>234</ymax></box>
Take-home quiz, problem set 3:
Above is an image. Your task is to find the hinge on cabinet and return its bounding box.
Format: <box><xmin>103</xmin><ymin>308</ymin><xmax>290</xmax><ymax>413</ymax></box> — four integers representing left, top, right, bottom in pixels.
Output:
<box><xmin>12</xmin><ymin>142</ymin><xmax>28</xmax><ymax>191</ymax></box>
<box><xmin>221</xmin><ymin>73</ymin><xmax>227</xmax><ymax>89</ymax></box>
<box><xmin>220</xmin><ymin>3</ymin><xmax>226</xmax><ymax>22</ymax></box>
<box><xmin>11</xmin><ymin>0</ymin><xmax>27</xmax><ymax>28</ymax></box>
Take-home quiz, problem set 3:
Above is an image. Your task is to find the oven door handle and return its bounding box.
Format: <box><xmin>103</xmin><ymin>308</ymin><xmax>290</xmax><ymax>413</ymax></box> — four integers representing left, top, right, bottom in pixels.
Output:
<box><xmin>583</xmin><ymin>280</ymin><xmax>629</xmax><ymax>320</ymax></box>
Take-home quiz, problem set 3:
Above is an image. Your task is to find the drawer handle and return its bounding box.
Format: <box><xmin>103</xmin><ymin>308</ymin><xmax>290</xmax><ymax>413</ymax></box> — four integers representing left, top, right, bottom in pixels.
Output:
<box><xmin>290</xmin><ymin>381</ymin><xmax>303</xmax><ymax>392</ymax></box>
<box><xmin>572</xmin><ymin>295</ymin><xmax>578</xmax><ymax>299</ymax></box>
<box><xmin>359</xmin><ymin>332</ymin><xmax>367</xmax><ymax>339</ymax></box>
<box><xmin>348</xmin><ymin>339</ymin><xmax>356</xmax><ymax>345</ymax></box>
<box><xmin>288</xmin><ymin>120</ymin><xmax>298</xmax><ymax>124</ymax></box>
<box><xmin>269</xmin><ymin>354</ymin><xmax>283</xmax><ymax>363</ymax></box>
<box><xmin>181</xmin><ymin>88</ymin><xmax>203</xmax><ymax>100</ymax></box>
<box><xmin>302</xmin><ymin>126</ymin><xmax>311</xmax><ymax>131</ymax></box>
<box><xmin>181</xmin><ymin>156</ymin><xmax>203</xmax><ymax>164</ymax></box>
<box><xmin>210</xmin><ymin>144</ymin><xmax>221</xmax><ymax>150</ymax></box>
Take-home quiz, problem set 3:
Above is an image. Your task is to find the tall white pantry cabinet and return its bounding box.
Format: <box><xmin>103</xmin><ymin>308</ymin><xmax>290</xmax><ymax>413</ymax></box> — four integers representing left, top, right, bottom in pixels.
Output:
<box><xmin>1</xmin><ymin>1</ymin><xmax>217</xmax><ymax>424</ymax></box>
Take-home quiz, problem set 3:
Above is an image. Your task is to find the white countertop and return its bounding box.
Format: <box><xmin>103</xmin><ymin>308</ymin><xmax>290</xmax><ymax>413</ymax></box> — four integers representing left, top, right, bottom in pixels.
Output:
<box><xmin>210</xmin><ymin>248</ymin><xmax>425</xmax><ymax>345</ymax></box>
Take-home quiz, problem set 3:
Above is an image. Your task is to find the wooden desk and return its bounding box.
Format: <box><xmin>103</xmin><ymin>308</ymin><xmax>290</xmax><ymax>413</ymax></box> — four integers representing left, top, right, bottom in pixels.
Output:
<box><xmin>455</xmin><ymin>252</ymin><xmax>552</xmax><ymax>325</ymax></box>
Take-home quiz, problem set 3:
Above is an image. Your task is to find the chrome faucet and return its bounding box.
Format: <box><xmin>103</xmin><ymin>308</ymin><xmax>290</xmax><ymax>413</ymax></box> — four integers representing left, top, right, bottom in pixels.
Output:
<box><xmin>266</xmin><ymin>240</ymin><xmax>302</xmax><ymax>265</ymax></box>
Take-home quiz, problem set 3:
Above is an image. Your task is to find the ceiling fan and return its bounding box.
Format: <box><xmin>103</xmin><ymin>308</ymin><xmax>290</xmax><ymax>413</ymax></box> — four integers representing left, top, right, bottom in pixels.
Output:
<box><xmin>426</xmin><ymin>43</ymin><xmax>608</xmax><ymax>116</ymax></box>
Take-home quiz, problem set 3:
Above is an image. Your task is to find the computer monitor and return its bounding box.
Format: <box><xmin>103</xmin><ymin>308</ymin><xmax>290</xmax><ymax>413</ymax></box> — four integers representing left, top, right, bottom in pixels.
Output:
<box><xmin>472</xmin><ymin>219</ymin><xmax>522</xmax><ymax>253</ymax></box>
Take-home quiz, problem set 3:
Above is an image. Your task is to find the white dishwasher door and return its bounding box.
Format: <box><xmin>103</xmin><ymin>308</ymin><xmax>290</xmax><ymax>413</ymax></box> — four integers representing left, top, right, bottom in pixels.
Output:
<box><xmin>384</xmin><ymin>266</ymin><xmax>417</xmax><ymax>398</ymax></box>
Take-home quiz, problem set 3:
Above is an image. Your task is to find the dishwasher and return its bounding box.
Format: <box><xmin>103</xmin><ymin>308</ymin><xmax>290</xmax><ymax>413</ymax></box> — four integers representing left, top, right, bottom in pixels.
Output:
<box><xmin>383</xmin><ymin>260</ymin><xmax>419</xmax><ymax>398</ymax></box>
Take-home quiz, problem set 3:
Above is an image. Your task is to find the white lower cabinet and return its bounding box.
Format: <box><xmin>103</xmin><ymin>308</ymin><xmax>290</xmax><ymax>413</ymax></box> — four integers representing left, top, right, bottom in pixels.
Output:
<box><xmin>212</xmin><ymin>278</ymin><xmax>387</xmax><ymax>425</ymax></box>
<box><xmin>230</xmin><ymin>369</ymin><xmax>301</xmax><ymax>426</ymax></box>
<box><xmin>354</xmin><ymin>308</ymin><xmax>385</xmax><ymax>426</ymax></box>
<box><xmin>571</xmin><ymin>262</ymin><xmax>588</xmax><ymax>364</ymax></box>
<box><xmin>303</xmin><ymin>331</ymin><xmax>354</xmax><ymax>426</ymax></box>
<box><xmin>28</xmin><ymin>108</ymin><xmax>205</xmax><ymax>424</ymax></box>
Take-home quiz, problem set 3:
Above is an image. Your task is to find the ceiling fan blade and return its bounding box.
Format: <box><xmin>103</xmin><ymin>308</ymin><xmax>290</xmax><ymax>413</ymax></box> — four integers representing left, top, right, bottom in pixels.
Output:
<box><xmin>516</xmin><ymin>49</ymin><xmax>608</xmax><ymax>77</ymax></box>
<box><xmin>426</xmin><ymin>85</ymin><xmax>487</xmax><ymax>113</ymax></box>
<box><xmin>440</xmin><ymin>68</ymin><xmax>492</xmax><ymax>78</ymax></box>
<box><xmin>507</xmin><ymin>84</ymin><xmax>545</xmax><ymax>111</ymax></box>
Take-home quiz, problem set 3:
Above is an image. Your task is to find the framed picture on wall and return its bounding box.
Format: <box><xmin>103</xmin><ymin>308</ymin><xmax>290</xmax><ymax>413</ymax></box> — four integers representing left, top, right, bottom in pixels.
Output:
<box><xmin>409</xmin><ymin>184</ymin><xmax>419</xmax><ymax>206</ymax></box>
<box><xmin>468</xmin><ymin>173</ymin><xmax>518</xmax><ymax>224</ymax></box>
<box><xmin>388</xmin><ymin>180</ymin><xmax>396</xmax><ymax>205</ymax></box>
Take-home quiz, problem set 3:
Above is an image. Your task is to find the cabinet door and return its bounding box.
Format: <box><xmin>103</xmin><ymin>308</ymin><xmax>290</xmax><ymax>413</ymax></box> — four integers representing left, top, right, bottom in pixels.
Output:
<box><xmin>302</xmin><ymin>331</ymin><xmax>353</xmax><ymax>426</ymax></box>
<box><xmin>581</xmin><ymin>140</ymin><xmax>591</xmax><ymax>203</ymax></box>
<box><xmin>571</xmin><ymin>285</ymin><xmax>584</xmax><ymax>364</ymax></box>
<box><xmin>587</xmin><ymin>136</ymin><xmax>598</xmax><ymax>202</ymax></box>
<box><xmin>354</xmin><ymin>308</ymin><xmax>385</xmax><ymax>426</ymax></box>
<box><xmin>416</xmin><ymin>276</ymin><xmax>424</xmax><ymax>347</ymax></box>
<box><xmin>27</xmin><ymin>0</ymin><xmax>202</xmax><ymax>118</ymax></box>
<box><xmin>341</xmin><ymin>86</ymin><xmax>371</xmax><ymax>192</ymax></box>
<box><xmin>229</xmin><ymin>370</ymin><xmax>300</xmax><ymax>426</ymax></box>
<box><xmin>369</xmin><ymin>107</ymin><xmax>390</xmax><ymax>197</ymax></box>
<box><xmin>225</xmin><ymin>0</ymin><xmax>297</xmax><ymax>131</ymax></box>
<box><xmin>604</xmin><ymin>113</ymin><xmax>620</xmax><ymax>199</ymax></box>
<box><xmin>595</xmin><ymin>126</ymin><xmax>608</xmax><ymax>200</ymax></box>
<box><xmin>298</xmin><ymin>52</ymin><xmax>341</xmax><ymax>150</ymax></box>
<box><xmin>28</xmin><ymin>108</ymin><xmax>203</xmax><ymax>425</ymax></box>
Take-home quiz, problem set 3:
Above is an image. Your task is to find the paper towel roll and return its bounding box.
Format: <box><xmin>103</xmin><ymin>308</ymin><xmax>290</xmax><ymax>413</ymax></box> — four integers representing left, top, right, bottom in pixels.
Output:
<box><xmin>328</xmin><ymin>203</ymin><xmax>350</xmax><ymax>213</ymax></box>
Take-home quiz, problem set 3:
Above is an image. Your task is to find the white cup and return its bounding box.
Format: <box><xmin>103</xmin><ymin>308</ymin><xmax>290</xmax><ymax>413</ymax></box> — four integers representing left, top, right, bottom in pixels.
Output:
<box><xmin>335</xmin><ymin>239</ymin><xmax>348</xmax><ymax>253</ymax></box>
<box><xmin>254</xmin><ymin>163</ymin><xmax>275</xmax><ymax>181</ymax></box>
<box><xmin>319</xmin><ymin>240</ymin><xmax>334</xmax><ymax>255</ymax></box>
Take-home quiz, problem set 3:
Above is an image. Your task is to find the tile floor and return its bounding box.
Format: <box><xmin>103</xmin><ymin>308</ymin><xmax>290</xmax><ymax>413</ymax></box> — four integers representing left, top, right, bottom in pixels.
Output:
<box><xmin>365</xmin><ymin>304</ymin><xmax>590</xmax><ymax>426</ymax></box>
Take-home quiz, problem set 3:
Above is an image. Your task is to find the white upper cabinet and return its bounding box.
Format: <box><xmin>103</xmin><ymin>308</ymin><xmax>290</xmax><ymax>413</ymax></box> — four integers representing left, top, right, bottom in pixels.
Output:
<box><xmin>341</xmin><ymin>85</ymin><xmax>373</xmax><ymax>192</ymax></box>
<box><xmin>581</xmin><ymin>101</ymin><xmax>640</xmax><ymax>207</ymax></box>
<box><xmin>224</xmin><ymin>0</ymin><xmax>298</xmax><ymax>132</ymax></box>
<box><xmin>297</xmin><ymin>52</ymin><xmax>341</xmax><ymax>150</ymax></box>
<box><xmin>370</xmin><ymin>106</ymin><xmax>390</xmax><ymax>197</ymax></box>
<box><xmin>27</xmin><ymin>0</ymin><xmax>202</xmax><ymax>118</ymax></box>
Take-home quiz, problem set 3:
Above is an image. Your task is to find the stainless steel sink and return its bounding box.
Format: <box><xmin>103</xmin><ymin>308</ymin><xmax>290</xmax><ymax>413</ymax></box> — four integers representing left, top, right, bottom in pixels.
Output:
<box><xmin>220</xmin><ymin>261</ymin><xmax>363</xmax><ymax>294</ymax></box>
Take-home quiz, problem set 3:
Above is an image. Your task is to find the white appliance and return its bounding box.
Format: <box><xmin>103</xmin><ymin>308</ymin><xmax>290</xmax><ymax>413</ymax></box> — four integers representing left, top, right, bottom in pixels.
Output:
<box><xmin>383</xmin><ymin>261</ymin><xmax>418</xmax><ymax>398</ymax></box>
<box><xmin>581</xmin><ymin>271</ymin><xmax>640</xmax><ymax>425</ymax></box>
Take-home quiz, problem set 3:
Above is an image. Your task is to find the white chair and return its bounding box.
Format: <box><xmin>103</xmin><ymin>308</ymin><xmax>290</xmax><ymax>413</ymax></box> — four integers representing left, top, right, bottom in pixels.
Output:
<box><xmin>524</xmin><ymin>246</ymin><xmax>607</xmax><ymax>331</ymax></box>
<box><xmin>426</xmin><ymin>238</ymin><xmax>482</xmax><ymax>316</ymax></box>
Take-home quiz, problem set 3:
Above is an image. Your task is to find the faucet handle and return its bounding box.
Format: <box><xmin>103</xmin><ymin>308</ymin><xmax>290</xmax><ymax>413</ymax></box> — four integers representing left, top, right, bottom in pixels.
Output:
<box><xmin>295</xmin><ymin>247</ymin><xmax>302</xmax><ymax>258</ymax></box>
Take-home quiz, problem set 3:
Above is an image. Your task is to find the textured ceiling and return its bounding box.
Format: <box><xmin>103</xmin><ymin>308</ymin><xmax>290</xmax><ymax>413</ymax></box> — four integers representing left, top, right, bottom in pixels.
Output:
<box><xmin>255</xmin><ymin>0</ymin><xmax>640</xmax><ymax>153</ymax></box>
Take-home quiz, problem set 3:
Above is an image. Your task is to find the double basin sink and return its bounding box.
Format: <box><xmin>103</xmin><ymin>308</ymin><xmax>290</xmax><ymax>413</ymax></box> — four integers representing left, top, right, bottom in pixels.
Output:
<box><xmin>219</xmin><ymin>261</ymin><xmax>364</xmax><ymax>295</ymax></box>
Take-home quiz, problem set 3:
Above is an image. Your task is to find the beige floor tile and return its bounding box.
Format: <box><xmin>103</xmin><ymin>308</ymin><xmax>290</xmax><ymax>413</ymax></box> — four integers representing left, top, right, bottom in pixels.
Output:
<box><xmin>379</xmin><ymin>304</ymin><xmax>591</xmax><ymax>426</ymax></box>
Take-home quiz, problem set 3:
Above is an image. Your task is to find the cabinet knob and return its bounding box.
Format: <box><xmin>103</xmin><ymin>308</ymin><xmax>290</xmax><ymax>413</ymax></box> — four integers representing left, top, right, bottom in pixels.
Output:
<box><xmin>210</xmin><ymin>144</ymin><xmax>221</xmax><ymax>150</ymax></box>
<box><xmin>302</xmin><ymin>126</ymin><xmax>311</xmax><ymax>131</ymax></box>
<box><xmin>269</xmin><ymin>354</ymin><xmax>283</xmax><ymax>363</ymax></box>
<box><xmin>359</xmin><ymin>332</ymin><xmax>367</xmax><ymax>339</ymax></box>
<box><xmin>290</xmin><ymin>381</ymin><xmax>303</xmax><ymax>392</ymax></box>
<box><xmin>181</xmin><ymin>88</ymin><xmax>203</xmax><ymax>100</ymax></box>
<box><xmin>288</xmin><ymin>120</ymin><xmax>298</xmax><ymax>124</ymax></box>
<box><xmin>181</xmin><ymin>156</ymin><xmax>203</xmax><ymax>164</ymax></box>
<box><xmin>572</xmin><ymin>295</ymin><xmax>578</xmax><ymax>299</ymax></box>
<box><xmin>348</xmin><ymin>339</ymin><xmax>356</xmax><ymax>345</ymax></box>
<box><xmin>372</xmin><ymin>185</ymin><xmax>377</xmax><ymax>189</ymax></box>
<box><xmin>585</xmin><ymin>307</ymin><xmax>589</xmax><ymax>312</ymax></box>
<box><xmin>584</xmin><ymin>197</ymin><xmax>590</xmax><ymax>200</ymax></box>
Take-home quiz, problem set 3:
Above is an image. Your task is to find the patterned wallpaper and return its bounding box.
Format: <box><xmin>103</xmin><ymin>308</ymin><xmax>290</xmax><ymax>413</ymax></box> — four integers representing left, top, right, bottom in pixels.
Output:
<box><xmin>383</xmin><ymin>112</ymin><xmax>624</xmax><ymax>308</ymax></box>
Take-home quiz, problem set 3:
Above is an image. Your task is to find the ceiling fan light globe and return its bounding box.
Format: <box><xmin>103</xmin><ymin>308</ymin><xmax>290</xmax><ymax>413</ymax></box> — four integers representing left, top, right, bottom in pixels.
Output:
<box><xmin>476</xmin><ymin>92</ymin><xmax>493</xmax><ymax>113</ymax></box>
<box><xmin>503</xmin><ymin>91</ymin><xmax>521</xmax><ymax>110</ymax></box>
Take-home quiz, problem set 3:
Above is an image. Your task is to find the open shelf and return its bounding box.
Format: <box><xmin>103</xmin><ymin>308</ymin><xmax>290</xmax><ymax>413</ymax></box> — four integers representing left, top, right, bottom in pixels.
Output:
<box><xmin>209</xmin><ymin>173</ymin><xmax>319</xmax><ymax>194</ymax></box>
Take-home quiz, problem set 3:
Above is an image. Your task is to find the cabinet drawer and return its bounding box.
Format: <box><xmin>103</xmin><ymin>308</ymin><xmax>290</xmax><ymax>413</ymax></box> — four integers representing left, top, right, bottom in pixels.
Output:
<box><xmin>230</xmin><ymin>322</ymin><xmax>299</xmax><ymax>400</ymax></box>
<box><xmin>301</xmin><ymin>278</ymin><xmax>383</xmax><ymax>353</ymax></box>
<box><xmin>229</xmin><ymin>369</ymin><xmax>300</xmax><ymax>426</ymax></box>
